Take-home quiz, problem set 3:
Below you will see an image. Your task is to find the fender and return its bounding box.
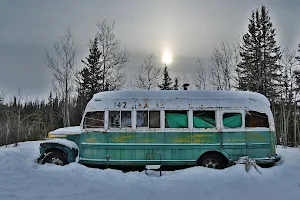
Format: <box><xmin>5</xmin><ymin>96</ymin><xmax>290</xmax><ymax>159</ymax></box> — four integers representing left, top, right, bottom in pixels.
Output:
<box><xmin>40</xmin><ymin>142</ymin><xmax>78</xmax><ymax>164</ymax></box>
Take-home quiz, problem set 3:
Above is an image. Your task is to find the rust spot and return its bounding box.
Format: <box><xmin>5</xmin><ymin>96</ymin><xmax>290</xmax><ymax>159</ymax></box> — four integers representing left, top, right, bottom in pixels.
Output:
<box><xmin>173</xmin><ymin>138</ymin><xmax>190</xmax><ymax>143</ymax></box>
<box><xmin>86</xmin><ymin>138</ymin><xmax>97</xmax><ymax>143</ymax></box>
<box><xmin>136</xmin><ymin>139</ymin><xmax>153</xmax><ymax>143</ymax></box>
<box><xmin>192</xmin><ymin>133</ymin><xmax>214</xmax><ymax>143</ymax></box>
<box><xmin>247</xmin><ymin>133</ymin><xmax>266</xmax><ymax>141</ymax></box>
<box><xmin>112</xmin><ymin>135</ymin><xmax>134</xmax><ymax>143</ymax></box>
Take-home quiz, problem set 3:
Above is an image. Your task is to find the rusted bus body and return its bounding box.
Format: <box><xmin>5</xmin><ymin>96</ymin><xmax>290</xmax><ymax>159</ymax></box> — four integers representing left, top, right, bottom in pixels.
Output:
<box><xmin>76</xmin><ymin>91</ymin><xmax>279</xmax><ymax>168</ymax></box>
<box><xmin>41</xmin><ymin>91</ymin><xmax>280</xmax><ymax>168</ymax></box>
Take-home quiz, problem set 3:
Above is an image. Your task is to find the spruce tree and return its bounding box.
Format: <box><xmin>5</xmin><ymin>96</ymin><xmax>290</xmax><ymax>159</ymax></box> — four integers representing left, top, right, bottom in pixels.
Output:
<box><xmin>294</xmin><ymin>44</ymin><xmax>300</xmax><ymax>92</ymax></box>
<box><xmin>158</xmin><ymin>65</ymin><xmax>172</xmax><ymax>90</ymax></box>
<box><xmin>77</xmin><ymin>36</ymin><xmax>102</xmax><ymax>114</ymax></box>
<box><xmin>173</xmin><ymin>77</ymin><xmax>179</xmax><ymax>90</ymax></box>
<box><xmin>237</xmin><ymin>5</ymin><xmax>282</xmax><ymax>99</ymax></box>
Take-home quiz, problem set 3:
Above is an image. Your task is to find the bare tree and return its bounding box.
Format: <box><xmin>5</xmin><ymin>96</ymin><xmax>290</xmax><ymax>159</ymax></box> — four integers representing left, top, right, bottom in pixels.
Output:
<box><xmin>177</xmin><ymin>73</ymin><xmax>190</xmax><ymax>90</ymax></box>
<box><xmin>45</xmin><ymin>28</ymin><xmax>76</xmax><ymax>127</ymax></box>
<box><xmin>15</xmin><ymin>87</ymin><xmax>28</xmax><ymax>145</ymax></box>
<box><xmin>278</xmin><ymin>47</ymin><xmax>298</xmax><ymax>147</ymax></box>
<box><xmin>193</xmin><ymin>59</ymin><xmax>207</xmax><ymax>90</ymax></box>
<box><xmin>208</xmin><ymin>42</ymin><xmax>235</xmax><ymax>90</ymax></box>
<box><xmin>96</xmin><ymin>20</ymin><xmax>129</xmax><ymax>91</ymax></box>
<box><xmin>0</xmin><ymin>91</ymin><xmax>5</xmax><ymax>145</ymax></box>
<box><xmin>134</xmin><ymin>53</ymin><xmax>161</xmax><ymax>90</ymax></box>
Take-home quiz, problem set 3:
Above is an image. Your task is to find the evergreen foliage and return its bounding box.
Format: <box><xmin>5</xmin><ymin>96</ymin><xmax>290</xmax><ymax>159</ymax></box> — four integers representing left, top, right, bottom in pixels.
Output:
<box><xmin>78</xmin><ymin>37</ymin><xmax>102</xmax><ymax>103</ymax></box>
<box><xmin>173</xmin><ymin>77</ymin><xmax>179</xmax><ymax>90</ymax></box>
<box><xmin>0</xmin><ymin>92</ymin><xmax>74</xmax><ymax>146</ymax></box>
<box><xmin>75</xmin><ymin>37</ymin><xmax>102</xmax><ymax>122</ymax></box>
<box><xmin>158</xmin><ymin>65</ymin><xmax>173</xmax><ymax>90</ymax></box>
<box><xmin>237</xmin><ymin>6</ymin><xmax>282</xmax><ymax>99</ymax></box>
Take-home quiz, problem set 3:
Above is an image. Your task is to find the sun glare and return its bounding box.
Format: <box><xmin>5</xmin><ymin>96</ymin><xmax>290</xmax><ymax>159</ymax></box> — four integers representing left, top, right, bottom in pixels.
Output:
<box><xmin>162</xmin><ymin>51</ymin><xmax>172</xmax><ymax>65</ymax></box>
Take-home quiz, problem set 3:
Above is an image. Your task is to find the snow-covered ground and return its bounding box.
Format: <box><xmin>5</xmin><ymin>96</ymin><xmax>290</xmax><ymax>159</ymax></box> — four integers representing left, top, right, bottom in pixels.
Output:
<box><xmin>0</xmin><ymin>141</ymin><xmax>299</xmax><ymax>200</ymax></box>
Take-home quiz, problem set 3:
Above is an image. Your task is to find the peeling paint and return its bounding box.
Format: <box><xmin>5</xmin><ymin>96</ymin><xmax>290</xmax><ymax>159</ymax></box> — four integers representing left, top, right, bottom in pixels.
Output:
<box><xmin>192</xmin><ymin>133</ymin><xmax>214</xmax><ymax>143</ymax></box>
<box><xmin>247</xmin><ymin>133</ymin><xmax>266</xmax><ymax>141</ymax></box>
<box><xmin>86</xmin><ymin>138</ymin><xmax>97</xmax><ymax>143</ymax></box>
<box><xmin>112</xmin><ymin>135</ymin><xmax>134</xmax><ymax>143</ymax></box>
<box><xmin>136</xmin><ymin>139</ymin><xmax>153</xmax><ymax>143</ymax></box>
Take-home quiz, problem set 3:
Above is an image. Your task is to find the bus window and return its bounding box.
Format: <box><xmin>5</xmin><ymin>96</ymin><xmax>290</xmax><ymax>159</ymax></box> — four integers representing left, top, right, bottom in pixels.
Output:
<box><xmin>121</xmin><ymin>111</ymin><xmax>132</xmax><ymax>128</ymax></box>
<box><xmin>84</xmin><ymin>111</ymin><xmax>104</xmax><ymax>128</ymax></box>
<box><xmin>149</xmin><ymin>111</ymin><xmax>160</xmax><ymax>128</ymax></box>
<box><xmin>165</xmin><ymin>110</ymin><xmax>188</xmax><ymax>128</ymax></box>
<box><xmin>109</xmin><ymin>111</ymin><xmax>132</xmax><ymax>128</ymax></box>
<box><xmin>137</xmin><ymin>111</ymin><xmax>160</xmax><ymax>128</ymax></box>
<box><xmin>223</xmin><ymin>113</ymin><xmax>242</xmax><ymax>128</ymax></box>
<box><xmin>193</xmin><ymin>111</ymin><xmax>216</xmax><ymax>128</ymax></box>
<box><xmin>109</xmin><ymin>111</ymin><xmax>120</xmax><ymax>128</ymax></box>
<box><xmin>137</xmin><ymin>111</ymin><xmax>148</xmax><ymax>127</ymax></box>
<box><xmin>246</xmin><ymin>111</ymin><xmax>269</xmax><ymax>128</ymax></box>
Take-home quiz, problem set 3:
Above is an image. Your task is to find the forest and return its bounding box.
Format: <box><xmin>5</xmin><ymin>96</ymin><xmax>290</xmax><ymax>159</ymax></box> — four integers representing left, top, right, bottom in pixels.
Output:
<box><xmin>1</xmin><ymin>5</ymin><xmax>299</xmax><ymax>147</ymax></box>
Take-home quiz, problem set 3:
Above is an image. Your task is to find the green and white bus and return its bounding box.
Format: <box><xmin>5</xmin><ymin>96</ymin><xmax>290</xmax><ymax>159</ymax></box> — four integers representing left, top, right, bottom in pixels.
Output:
<box><xmin>39</xmin><ymin>90</ymin><xmax>280</xmax><ymax>169</ymax></box>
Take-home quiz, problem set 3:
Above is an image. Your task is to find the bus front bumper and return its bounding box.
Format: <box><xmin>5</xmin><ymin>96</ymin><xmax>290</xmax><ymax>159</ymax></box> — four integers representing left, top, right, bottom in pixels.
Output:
<box><xmin>229</xmin><ymin>154</ymin><xmax>281</xmax><ymax>166</ymax></box>
<box><xmin>254</xmin><ymin>154</ymin><xmax>281</xmax><ymax>165</ymax></box>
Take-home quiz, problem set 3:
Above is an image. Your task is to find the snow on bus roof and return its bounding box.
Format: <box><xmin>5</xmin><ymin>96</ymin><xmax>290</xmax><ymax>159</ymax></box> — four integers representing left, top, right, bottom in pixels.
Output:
<box><xmin>92</xmin><ymin>90</ymin><xmax>270</xmax><ymax>105</ymax></box>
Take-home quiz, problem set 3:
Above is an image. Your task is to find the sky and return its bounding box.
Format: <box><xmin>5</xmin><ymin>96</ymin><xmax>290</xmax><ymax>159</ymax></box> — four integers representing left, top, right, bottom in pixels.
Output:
<box><xmin>0</xmin><ymin>0</ymin><xmax>300</xmax><ymax>100</ymax></box>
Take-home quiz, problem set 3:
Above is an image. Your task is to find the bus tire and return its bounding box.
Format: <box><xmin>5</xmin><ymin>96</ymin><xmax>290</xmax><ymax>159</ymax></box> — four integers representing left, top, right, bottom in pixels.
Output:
<box><xmin>42</xmin><ymin>151</ymin><xmax>68</xmax><ymax>166</ymax></box>
<box><xmin>197</xmin><ymin>152</ymin><xmax>228</xmax><ymax>169</ymax></box>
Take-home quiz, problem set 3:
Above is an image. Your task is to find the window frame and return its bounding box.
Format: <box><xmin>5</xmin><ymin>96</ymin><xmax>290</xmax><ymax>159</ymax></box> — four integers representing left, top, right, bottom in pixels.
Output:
<box><xmin>83</xmin><ymin>111</ymin><xmax>105</xmax><ymax>129</ymax></box>
<box><xmin>192</xmin><ymin>110</ymin><xmax>217</xmax><ymax>129</ymax></box>
<box><xmin>220</xmin><ymin>110</ymin><xmax>245</xmax><ymax>129</ymax></box>
<box><xmin>245</xmin><ymin>110</ymin><xmax>269</xmax><ymax>128</ymax></box>
<box><xmin>136</xmin><ymin>110</ymin><xmax>161</xmax><ymax>129</ymax></box>
<box><xmin>164</xmin><ymin>110</ymin><xmax>189</xmax><ymax>129</ymax></box>
<box><xmin>108</xmin><ymin>110</ymin><xmax>133</xmax><ymax>129</ymax></box>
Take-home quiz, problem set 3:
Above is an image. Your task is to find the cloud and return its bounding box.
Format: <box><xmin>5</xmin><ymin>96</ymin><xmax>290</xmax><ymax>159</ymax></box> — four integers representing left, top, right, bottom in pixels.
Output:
<box><xmin>0</xmin><ymin>0</ymin><xmax>299</xmax><ymax>98</ymax></box>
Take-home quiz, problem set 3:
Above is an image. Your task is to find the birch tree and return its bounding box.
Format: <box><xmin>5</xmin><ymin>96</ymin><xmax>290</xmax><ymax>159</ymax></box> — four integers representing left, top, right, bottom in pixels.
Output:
<box><xmin>96</xmin><ymin>20</ymin><xmax>129</xmax><ymax>91</ymax></box>
<box><xmin>135</xmin><ymin>53</ymin><xmax>161</xmax><ymax>90</ymax></box>
<box><xmin>209</xmin><ymin>42</ymin><xmax>235</xmax><ymax>90</ymax></box>
<box><xmin>279</xmin><ymin>48</ymin><xmax>297</xmax><ymax>147</ymax></box>
<box><xmin>45</xmin><ymin>28</ymin><xmax>76</xmax><ymax>127</ymax></box>
<box><xmin>193</xmin><ymin>59</ymin><xmax>207</xmax><ymax>90</ymax></box>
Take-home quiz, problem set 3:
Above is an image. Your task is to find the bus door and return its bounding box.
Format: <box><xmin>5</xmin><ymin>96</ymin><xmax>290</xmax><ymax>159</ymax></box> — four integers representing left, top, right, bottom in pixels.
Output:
<box><xmin>220</xmin><ymin>110</ymin><xmax>247</xmax><ymax>157</ymax></box>
<box><xmin>245</xmin><ymin>110</ymin><xmax>271</xmax><ymax>158</ymax></box>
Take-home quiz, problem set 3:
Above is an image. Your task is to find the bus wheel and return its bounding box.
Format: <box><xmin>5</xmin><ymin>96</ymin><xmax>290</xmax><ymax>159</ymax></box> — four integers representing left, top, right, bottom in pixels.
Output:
<box><xmin>42</xmin><ymin>151</ymin><xmax>67</xmax><ymax>166</ymax></box>
<box><xmin>198</xmin><ymin>152</ymin><xmax>227</xmax><ymax>169</ymax></box>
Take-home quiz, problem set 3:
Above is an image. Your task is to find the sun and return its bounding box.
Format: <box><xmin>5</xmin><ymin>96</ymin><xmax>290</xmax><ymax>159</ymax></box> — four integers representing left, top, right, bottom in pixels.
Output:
<box><xmin>162</xmin><ymin>51</ymin><xmax>172</xmax><ymax>65</ymax></box>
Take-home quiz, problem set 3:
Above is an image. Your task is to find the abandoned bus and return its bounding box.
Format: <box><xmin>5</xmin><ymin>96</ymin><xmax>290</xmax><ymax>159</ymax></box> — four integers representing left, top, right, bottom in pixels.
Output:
<box><xmin>39</xmin><ymin>90</ymin><xmax>280</xmax><ymax>169</ymax></box>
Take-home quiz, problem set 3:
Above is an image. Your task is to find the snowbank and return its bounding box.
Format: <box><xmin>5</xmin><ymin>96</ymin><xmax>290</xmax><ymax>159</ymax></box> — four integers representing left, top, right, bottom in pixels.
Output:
<box><xmin>41</xmin><ymin>138</ymin><xmax>79</xmax><ymax>150</ymax></box>
<box><xmin>49</xmin><ymin>126</ymin><xmax>81</xmax><ymax>135</ymax></box>
<box><xmin>0</xmin><ymin>143</ymin><xmax>299</xmax><ymax>200</ymax></box>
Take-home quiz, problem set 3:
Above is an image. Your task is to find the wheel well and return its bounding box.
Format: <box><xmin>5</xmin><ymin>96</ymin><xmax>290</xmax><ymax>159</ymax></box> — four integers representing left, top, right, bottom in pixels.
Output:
<box><xmin>197</xmin><ymin>151</ymin><xmax>228</xmax><ymax>165</ymax></box>
<box><xmin>45</xmin><ymin>148</ymin><xmax>66</xmax><ymax>157</ymax></box>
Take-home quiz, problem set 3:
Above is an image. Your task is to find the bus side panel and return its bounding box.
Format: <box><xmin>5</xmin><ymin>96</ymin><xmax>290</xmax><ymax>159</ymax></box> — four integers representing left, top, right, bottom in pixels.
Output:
<box><xmin>245</xmin><ymin>130</ymin><xmax>272</xmax><ymax>158</ymax></box>
<box><xmin>80</xmin><ymin>131</ymin><xmax>107</xmax><ymax>162</ymax></box>
<box><xmin>222</xmin><ymin>131</ymin><xmax>247</xmax><ymax>160</ymax></box>
<box><xmin>79</xmin><ymin>131</ymin><xmax>225</xmax><ymax>165</ymax></box>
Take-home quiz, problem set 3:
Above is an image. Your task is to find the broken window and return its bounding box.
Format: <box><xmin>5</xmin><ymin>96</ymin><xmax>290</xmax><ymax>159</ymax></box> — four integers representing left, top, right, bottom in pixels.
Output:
<box><xmin>137</xmin><ymin>111</ymin><xmax>148</xmax><ymax>127</ymax></box>
<box><xmin>109</xmin><ymin>111</ymin><xmax>120</xmax><ymax>128</ymax></box>
<box><xmin>193</xmin><ymin>111</ymin><xmax>216</xmax><ymax>128</ymax></box>
<box><xmin>109</xmin><ymin>111</ymin><xmax>132</xmax><ymax>128</ymax></box>
<box><xmin>223</xmin><ymin>113</ymin><xmax>242</xmax><ymax>128</ymax></box>
<box><xmin>84</xmin><ymin>111</ymin><xmax>104</xmax><ymax>128</ymax></box>
<box><xmin>137</xmin><ymin>111</ymin><xmax>160</xmax><ymax>128</ymax></box>
<box><xmin>149</xmin><ymin>111</ymin><xmax>160</xmax><ymax>128</ymax></box>
<box><xmin>246</xmin><ymin>111</ymin><xmax>269</xmax><ymax>128</ymax></box>
<box><xmin>165</xmin><ymin>110</ymin><xmax>188</xmax><ymax>128</ymax></box>
<box><xmin>121</xmin><ymin>111</ymin><xmax>132</xmax><ymax>128</ymax></box>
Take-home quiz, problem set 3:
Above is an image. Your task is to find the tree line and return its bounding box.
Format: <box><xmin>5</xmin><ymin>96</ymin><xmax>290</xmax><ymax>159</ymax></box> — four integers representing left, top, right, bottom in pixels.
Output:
<box><xmin>1</xmin><ymin>6</ymin><xmax>300</xmax><ymax>147</ymax></box>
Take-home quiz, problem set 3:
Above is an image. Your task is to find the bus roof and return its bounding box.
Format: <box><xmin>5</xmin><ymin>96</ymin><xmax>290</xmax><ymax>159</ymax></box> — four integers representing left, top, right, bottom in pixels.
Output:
<box><xmin>92</xmin><ymin>90</ymin><xmax>270</xmax><ymax>106</ymax></box>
